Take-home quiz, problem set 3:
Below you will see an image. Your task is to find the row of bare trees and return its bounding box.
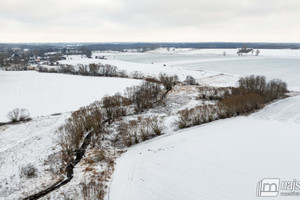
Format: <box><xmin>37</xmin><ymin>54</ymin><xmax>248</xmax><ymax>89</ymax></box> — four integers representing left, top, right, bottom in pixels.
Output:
<box><xmin>58</xmin><ymin>104</ymin><xmax>105</xmax><ymax>169</ymax></box>
<box><xmin>238</xmin><ymin>75</ymin><xmax>287</xmax><ymax>102</ymax></box>
<box><xmin>125</xmin><ymin>81</ymin><xmax>162</xmax><ymax>112</ymax></box>
<box><xmin>177</xmin><ymin>75</ymin><xmax>288</xmax><ymax>129</ymax></box>
<box><xmin>39</xmin><ymin>63</ymin><xmax>125</xmax><ymax>78</ymax></box>
<box><xmin>57</xmin><ymin>79</ymin><xmax>169</xmax><ymax>170</ymax></box>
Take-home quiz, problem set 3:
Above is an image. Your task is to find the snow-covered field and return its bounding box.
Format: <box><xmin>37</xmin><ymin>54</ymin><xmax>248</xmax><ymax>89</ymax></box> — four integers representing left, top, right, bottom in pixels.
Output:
<box><xmin>104</xmin><ymin>48</ymin><xmax>300</xmax><ymax>200</ymax></box>
<box><xmin>0</xmin><ymin>71</ymin><xmax>141</xmax><ymax>122</ymax></box>
<box><xmin>115</xmin><ymin>49</ymin><xmax>300</xmax><ymax>91</ymax></box>
<box><xmin>68</xmin><ymin>48</ymin><xmax>300</xmax><ymax>90</ymax></box>
<box><xmin>0</xmin><ymin>71</ymin><xmax>141</xmax><ymax>199</ymax></box>
<box><xmin>1</xmin><ymin>48</ymin><xmax>300</xmax><ymax>200</ymax></box>
<box><xmin>252</xmin><ymin>95</ymin><xmax>300</xmax><ymax>123</ymax></box>
<box><xmin>0</xmin><ymin>114</ymin><xmax>68</xmax><ymax>199</ymax></box>
<box><xmin>108</xmin><ymin>116</ymin><xmax>300</xmax><ymax>200</ymax></box>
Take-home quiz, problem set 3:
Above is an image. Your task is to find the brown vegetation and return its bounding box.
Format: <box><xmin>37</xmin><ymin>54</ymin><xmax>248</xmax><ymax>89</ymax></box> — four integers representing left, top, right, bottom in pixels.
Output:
<box><xmin>177</xmin><ymin>75</ymin><xmax>288</xmax><ymax>129</ymax></box>
<box><xmin>7</xmin><ymin>108</ymin><xmax>31</xmax><ymax>122</ymax></box>
<box><xmin>159</xmin><ymin>73</ymin><xmax>178</xmax><ymax>91</ymax></box>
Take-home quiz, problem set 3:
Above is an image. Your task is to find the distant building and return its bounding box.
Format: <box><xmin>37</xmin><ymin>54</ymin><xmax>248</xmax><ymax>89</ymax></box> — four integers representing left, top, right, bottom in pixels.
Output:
<box><xmin>237</xmin><ymin>48</ymin><xmax>254</xmax><ymax>56</ymax></box>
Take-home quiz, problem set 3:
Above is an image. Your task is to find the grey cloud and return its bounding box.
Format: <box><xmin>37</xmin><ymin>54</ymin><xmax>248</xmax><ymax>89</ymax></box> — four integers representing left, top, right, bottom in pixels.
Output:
<box><xmin>0</xmin><ymin>0</ymin><xmax>299</xmax><ymax>42</ymax></box>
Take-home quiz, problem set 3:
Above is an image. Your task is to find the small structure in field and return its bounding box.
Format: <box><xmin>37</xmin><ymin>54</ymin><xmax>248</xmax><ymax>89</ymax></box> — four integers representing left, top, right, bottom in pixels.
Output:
<box><xmin>184</xmin><ymin>76</ymin><xmax>197</xmax><ymax>85</ymax></box>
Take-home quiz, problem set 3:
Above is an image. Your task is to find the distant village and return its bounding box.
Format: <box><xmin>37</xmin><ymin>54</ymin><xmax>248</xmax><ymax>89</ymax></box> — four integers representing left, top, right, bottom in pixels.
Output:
<box><xmin>0</xmin><ymin>45</ymin><xmax>96</xmax><ymax>70</ymax></box>
<box><xmin>0</xmin><ymin>44</ymin><xmax>157</xmax><ymax>70</ymax></box>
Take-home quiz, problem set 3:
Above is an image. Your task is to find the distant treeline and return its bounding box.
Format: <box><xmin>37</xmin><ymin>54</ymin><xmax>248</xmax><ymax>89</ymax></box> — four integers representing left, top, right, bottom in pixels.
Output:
<box><xmin>1</xmin><ymin>42</ymin><xmax>300</xmax><ymax>54</ymax></box>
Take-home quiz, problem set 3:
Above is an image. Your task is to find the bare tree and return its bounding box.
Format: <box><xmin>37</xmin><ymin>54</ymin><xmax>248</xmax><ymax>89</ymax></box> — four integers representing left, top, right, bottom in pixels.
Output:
<box><xmin>255</xmin><ymin>49</ymin><xmax>260</xmax><ymax>56</ymax></box>
<box><xmin>7</xmin><ymin>108</ymin><xmax>31</xmax><ymax>122</ymax></box>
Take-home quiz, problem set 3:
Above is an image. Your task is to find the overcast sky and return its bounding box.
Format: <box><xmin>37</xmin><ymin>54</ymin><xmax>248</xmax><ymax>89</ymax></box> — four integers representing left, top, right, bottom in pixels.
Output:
<box><xmin>0</xmin><ymin>0</ymin><xmax>300</xmax><ymax>43</ymax></box>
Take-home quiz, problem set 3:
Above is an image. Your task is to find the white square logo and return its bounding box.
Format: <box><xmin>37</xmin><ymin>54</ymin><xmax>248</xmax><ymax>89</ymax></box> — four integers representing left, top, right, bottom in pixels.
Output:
<box><xmin>257</xmin><ymin>178</ymin><xmax>280</xmax><ymax>197</ymax></box>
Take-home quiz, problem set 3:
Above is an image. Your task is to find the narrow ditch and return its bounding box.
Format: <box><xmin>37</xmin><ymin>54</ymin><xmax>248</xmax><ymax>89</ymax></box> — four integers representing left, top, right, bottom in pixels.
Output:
<box><xmin>23</xmin><ymin>129</ymin><xmax>97</xmax><ymax>200</ymax></box>
<box><xmin>22</xmin><ymin>93</ymin><xmax>167</xmax><ymax>200</ymax></box>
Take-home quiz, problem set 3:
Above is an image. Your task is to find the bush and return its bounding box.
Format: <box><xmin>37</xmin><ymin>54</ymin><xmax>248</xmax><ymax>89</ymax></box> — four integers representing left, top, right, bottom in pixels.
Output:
<box><xmin>117</xmin><ymin>120</ymin><xmax>137</xmax><ymax>147</ymax></box>
<box><xmin>145</xmin><ymin>76</ymin><xmax>160</xmax><ymax>83</ymax></box>
<box><xmin>20</xmin><ymin>164</ymin><xmax>38</xmax><ymax>179</ymax></box>
<box><xmin>198</xmin><ymin>86</ymin><xmax>232</xmax><ymax>101</ymax></box>
<box><xmin>80</xmin><ymin>180</ymin><xmax>105</xmax><ymax>200</ymax></box>
<box><xmin>99</xmin><ymin>64</ymin><xmax>117</xmax><ymax>77</ymax></box>
<box><xmin>102</xmin><ymin>94</ymin><xmax>129</xmax><ymax>124</ymax></box>
<box><xmin>95</xmin><ymin>150</ymin><xmax>106</xmax><ymax>162</ymax></box>
<box><xmin>78</xmin><ymin>65</ymin><xmax>89</xmax><ymax>75</ymax></box>
<box><xmin>7</xmin><ymin>108</ymin><xmax>31</xmax><ymax>122</ymax></box>
<box><xmin>117</xmin><ymin>117</ymin><xmax>164</xmax><ymax>146</ymax></box>
<box><xmin>176</xmin><ymin>105</ymin><xmax>219</xmax><ymax>129</ymax></box>
<box><xmin>238</xmin><ymin>75</ymin><xmax>267</xmax><ymax>96</ymax></box>
<box><xmin>131</xmin><ymin>71</ymin><xmax>143</xmax><ymax>79</ymax></box>
<box><xmin>117</xmin><ymin>69</ymin><xmax>128</xmax><ymax>78</ymax></box>
<box><xmin>88</xmin><ymin>63</ymin><xmax>100</xmax><ymax>76</ymax></box>
<box><xmin>147</xmin><ymin>116</ymin><xmax>164</xmax><ymax>135</ymax></box>
<box><xmin>159</xmin><ymin>73</ymin><xmax>178</xmax><ymax>91</ymax></box>
<box><xmin>59</xmin><ymin>65</ymin><xmax>76</xmax><ymax>74</ymax></box>
<box><xmin>58</xmin><ymin>105</ymin><xmax>104</xmax><ymax>169</ymax></box>
<box><xmin>125</xmin><ymin>81</ymin><xmax>162</xmax><ymax>112</ymax></box>
<box><xmin>238</xmin><ymin>75</ymin><xmax>288</xmax><ymax>102</ymax></box>
<box><xmin>218</xmin><ymin>93</ymin><xmax>264</xmax><ymax>116</ymax></box>
<box><xmin>184</xmin><ymin>76</ymin><xmax>197</xmax><ymax>85</ymax></box>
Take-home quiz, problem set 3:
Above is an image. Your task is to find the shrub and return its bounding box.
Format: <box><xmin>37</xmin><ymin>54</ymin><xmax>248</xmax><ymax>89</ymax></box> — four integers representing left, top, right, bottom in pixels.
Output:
<box><xmin>58</xmin><ymin>105</ymin><xmax>104</xmax><ymax>169</ymax></box>
<box><xmin>218</xmin><ymin>93</ymin><xmax>264</xmax><ymax>116</ymax></box>
<box><xmin>176</xmin><ymin>105</ymin><xmax>219</xmax><ymax>129</ymax></box>
<box><xmin>59</xmin><ymin>65</ymin><xmax>76</xmax><ymax>74</ymax></box>
<box><xmin>20</xmin><ymin>164</ymin><xmax>38</xmax><ymax>179</ymax></box>
<box><xmin>80</xmin><ymin>180</ymin><xmax>105</xmax><ymax>200</ymax></box>
<box><xmin>7</xmin><ymin>108</ymin><xmax>31</xmax><ymax>122</ymax></box>
<box><xmin>238</xmin><ymin>75</ymin><xmax>267</xmax><ymax>96</ymax></box>
<box><xmin>198</xmin><ymin>86</ymin><xmax>232</xmax><ymax>101</ymax></box>
<box><xmin>238</xmin><ymin>75</ymin><xmax>288</xmax><ymax>102</ymax></box>
<box><xmin>131</xmin><ymin>71</ymin><xmax>143</xmax><ymax>79</ymax></box>
<box><xmin>78</xmin><ymin>65</ymin><xmax>89</xmax><ymax>75</ymax></box>
<box><xmin>117</xmin><ymin>117</ymin><xmax>164</xmax><ymax>146</ymax></box>
<box><xmin>102</xmin><ymin>94</ymin><xmax>129</xmax><ymax>124</ymax></box>
<box><xmin>184</xmin><ymin>76</ymin><xmax>197</xmax><ymax>85</ymax></box>
<box><xmin>176</xmin><ymin>108</ymin><xmax>191</xmax><ymax>129</ymax></box>
<box><xmin>117</xmin><ymin>121</ymin><xmax>135</xmax><ymax>147</ymax></box>
<box><xmin>145</xmin><ymin>76</ymin><xmax>160</xmax><ymax>83</ymax></box>
<box><xmin>88</xmin><ymin>63</ymin><xmax>99</xmax><ymax>76</ymax></box>
<box><xmin>100</xmin><ymin>64</ymin><xmax>117</xmax><ymax>77</ymax></box>
<box><xmin>117</xmin><ymin>69</ymin><xmax>128</xmax><ymax>78</ymax></box>
<box><xmin>125</xmin><ymin>81</ymin><xmax>162</xmax><ymax>113</ymax></box>
<box><xmin>94</xmin><ymin>150</ymin><xmax>106</xmax><ymax>162</ymax></box>
<box><xmin>159</xmin><ymin>73</ymin><xmax>178</xmax><ymax>91</ymax></box>
<box><xmin>38</xmin><ymin>66</ymin><xmax>50</xmax><ymax>72</ymax></box>
<box><xmin>147</xmin><ymin>116</ymin><xmax>164</xmax><ymax>135</ymax></box>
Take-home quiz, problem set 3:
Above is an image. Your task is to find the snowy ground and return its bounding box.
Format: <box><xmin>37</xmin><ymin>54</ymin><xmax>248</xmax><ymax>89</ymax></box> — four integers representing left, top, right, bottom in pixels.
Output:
<box><xmin>0</xmin><ymin>114</ymin><xmax>68</xmax><ymax>199</ymax></box>
<box><xmin>1</xmin><ymin>48</ymin><xmax>300</xmax><ymax>200</ymax></box>
<box><xmin>252</xmin><ymin>95</ymin><xmax>300</xmax><ymax>124</ymax></box>
<box><xmin>108</xmin><ymin>116</ymin><xmax>300</xmax><ymax>200</ymax></box>
<box><xmin>66</xmin><ymin>48</ymin><xmax>300</xmax><ymax>90</ymax></box>
<box><xmin>106</xmin><ymin>48</ymin><xmax>300</xmax><ymax>200</ymax></box>
<box><xmin>59</xmin><ymin>55</ymin><xmax>228</xmax><ymax>85</ymax></box>
<box><xmin>0</xmin><ymin>71</ymin><xmax>141</xmax><ymax>199</ymax></box>
<box><xmin>0</xmin><ymin>71</ymin><xmax>141</xmax><ymax>122</ymax></box>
